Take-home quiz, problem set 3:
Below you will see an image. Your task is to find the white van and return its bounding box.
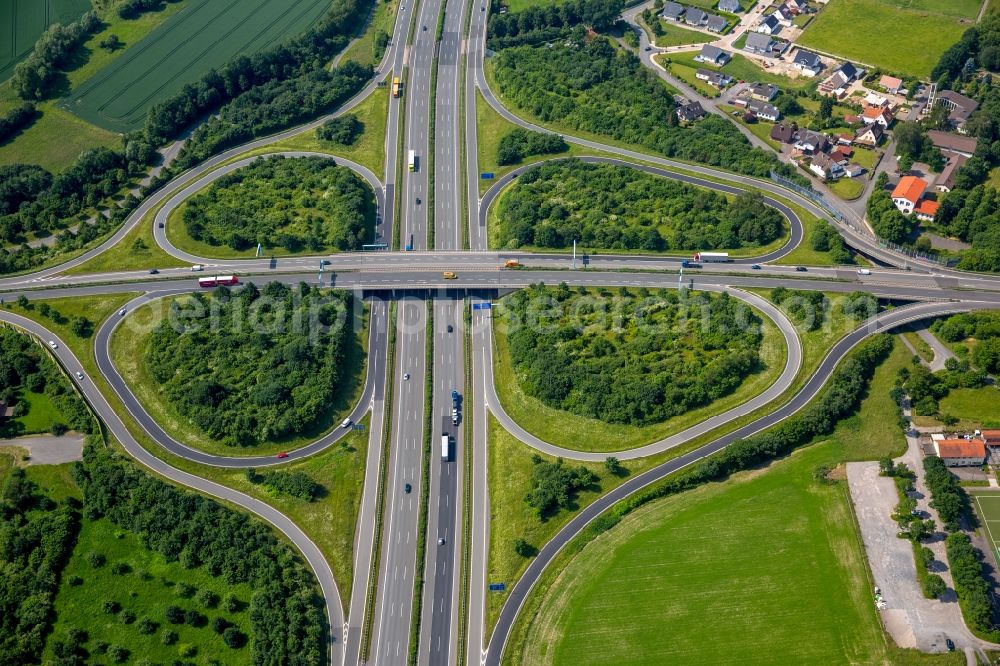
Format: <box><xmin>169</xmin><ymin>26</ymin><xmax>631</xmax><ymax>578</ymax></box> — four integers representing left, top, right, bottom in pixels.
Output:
<box><xmin>857</xmin><ymin>269</ymin><xmax>871</xmax><ymax>276</ymax></box>
<box><xmin>191</xmin><ymin>265</ymin><xmax>204</xmax><ymax>272</ymax></box>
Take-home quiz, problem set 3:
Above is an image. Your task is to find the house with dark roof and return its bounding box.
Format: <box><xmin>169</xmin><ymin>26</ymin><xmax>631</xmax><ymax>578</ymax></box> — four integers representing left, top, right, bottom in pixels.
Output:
<box><xmin>786</xmin><ymin>0</ymin><xmax>808</xmax><ymax>13</ymax></box>
<box><xmin>934</xmin><ymin>90</ymin><xmax>979</xmax><ymax>131</ymax></box>
<box><xmin>706</xmin><ymin>14</ymin><xmax>728</xmax><ymax>32</ymax></box>
<box><xmin>773</xmin><ymin>6</ymin><xmax>794</xmax><ymax>27</ymax></box>
<box><xmin>744</xmin><ymin>32</ymin><xmax>784</xmax><ymax>57</ymax></box>
<box><xmin>718</xmin><ymin>0</ymin><xmax>742</xmax><ymax>12</ymax></box>
<box><xmin>810</xmin><ymin>152</ymin><xmax>844</xmax><ymax>180</ymax></box>
<box><xmin>749</xmin><ymin>82</ymin><xmax>779</xmax><ymax>101</ymax></box>
<box><xmin>818</xmin><ymin>61</ymin><xmax>861</xmax><ymax>98</ymax></box>
<box><xmin>677</xmin><ymin>101</ymin><xmax>707</xmax><ymax>123</ymax></box>
<box><xmin>696</xmin><ymin>68</ymin><xmax>733</xmax><ymax>87</ymax></box>
<box><xmin>853</xmin><ymin>123</ymin><xmax>884</xmax><ymax>146</ymax></box>
<box><xmin>770</xmin><ymin>122</ymin><xmax>798</xmax><ymax>143</ymax></box>
<box><xmin>757</xmin><ymin>14</ymin><xmax>780</xmax><ymax>34</ymax></box>
<box><xmin>685</xmin><ymin>8</ymin><xmax>709</xmax><ymax>26</ymax></box>
<box><xmin>927</xmin><ymin>130</ymin><xmax>978</xmax><ymax>158</ymax></box>
<box><xmin>746</xmin><ymin>99</ymin><xmax>780</xmax><ymax>121</ymax></box>
<box><xmin>935</xmin><ymin>154</ymin><xmax>968</xmax><ymax>192</ymax></box>
<box><xmin>661</xmin><ymin>1</ymin><xmax>685</xmax><ymax>21</ymax></box>
<box><xmin>792</xmin><ymin>49</ymin><xmax>822</xmax><ymax>76</ymax></box>
<box><xmin>695</xmin><ymin>44</ymin><xmax>731</xmax><ymax>65</ymax></box>
<box><xmin>793</xmin><ymin>130</ymin><xmax>829</xmax><ymax>154</ymax></box>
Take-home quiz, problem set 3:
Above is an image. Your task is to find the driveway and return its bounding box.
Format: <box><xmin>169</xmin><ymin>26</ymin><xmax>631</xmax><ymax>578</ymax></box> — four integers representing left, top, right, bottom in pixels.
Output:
<box><xmin>0</xmin><ymin>433</ymin><xmax>85</xmax><ymax>464</ymax></box>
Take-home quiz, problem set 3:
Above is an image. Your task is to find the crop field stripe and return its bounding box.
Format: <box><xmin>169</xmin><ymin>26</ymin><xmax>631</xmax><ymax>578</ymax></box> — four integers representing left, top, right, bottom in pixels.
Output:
<box><xmin>64</xmin><ymin>0</ymin><xmax>332</xmax><ymax>131</ymax></box>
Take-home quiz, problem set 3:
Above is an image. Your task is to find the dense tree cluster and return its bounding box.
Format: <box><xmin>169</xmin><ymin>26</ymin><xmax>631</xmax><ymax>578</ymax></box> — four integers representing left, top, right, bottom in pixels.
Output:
<box><xmin>524</xmin><ymin>455</ymin><xmax>598</xmax><ymax>518</ymax></box>
<box><xmin>933</xmin><ymin>311</ymin><xmax>1000</xmax><ymax>373</ymax></box>
<box><xmin>487</xmin><ymin>0</ymin><xmax>623</xmax><ymax>49</ymax></box>
<box><xmin>316</xmin><ymin>114</ymin><xmax>364</xmax><ymax>145</ymax></box>
<box><xmin>923</xmin><ymin>456</ymin><xmax>970</xmax><ymax>532</ymax></box>
<box><xmin>72</xmin><ymin>444</ymin><xmax>327</xmax><ymax>664</ymax></box>
<box><xmin>117</xmin><ymin>0</ymin><xmax>177</xmax><ymax>20</ymax></box>
<box><xmin>497</xmin><ymin>160</ymin><xmax>784</xmax><ymax>251</ymax></box>
<box><xmin>945</xmin><ymin>532</ymin><xmax>1000</xmax><ymax>639</ymax></box>
<box><xmin>0</xmin><ymin>468</ymin><xmax>79</xmax><ymax>664</ymax></box>
<box><xmin>809</xmin><ymin>220</ymin><xmax>854</xmax><ymax>264</ymax></box>
<box><xmin>0</xmin><ymin>328</ymin><xmax>94</xmax><ymax>436</ymax></box>
<box><xmin>767</xmin><ymin>286</ymin><xmax>828</xmax><ymax>331</ymax></box>
<box><xmin>173</xmin><ymin>64</ymin><xmax>371</xmax><ymax>169</ymax></box>
<box><xmin>504</xmin><ymin>284</ymin><xmax>763</xmax><ymax>426</ymax></box>
<box><xmin>492</xmin><ymin>38</ymin><xmax>804</xmax><ymax>182</ymax></box>
<box><xmin>144</xmin><ymin>283</ymin><xmax>354</xmax><ymax>447</ymax></box>
<box><xmin>932</xmin><ymin>13</ymin><xmax>1000</xmax><ymax>84</ymax></box>
<box><xmin>0</xmin><ymin>103</ymin><xmax>37</xmax><ymax>144</ymax></box>
<box><xmin>11</xmin><ymin>12</ymin><xmax>101</xmax><ymax>100</ymax></box>
<box><xmin>181</xmin><ymin>156</ymin><xmax>373</xmax><ymax>253</ymax></box>
<box><xmin>936</xmin><ymin>182</ymin><xmax>1000</xmax><ymax>272</ymax></box>
<box><xmin>496</xmin><ymin>128</ymin><xmax>567</xmax><ymax>166</ymax></box>
<box><xmin>867</xmin><ymin>172</ymin><xmax>914</xmax><ymax>244</ymax></box>
<box><xmin>892</xmin><ymin>122</ymin><xmax>944</xmax><ymax>171</ymax></box>
<box><xmin>246</xmin><ymin>468</ymin><xmax>324</xmax><ymax>502</ymax></box>
<box><xmin>897</xmin><ymin>353</ymin><xmax>987</xmax><ymax>418</ymax></box>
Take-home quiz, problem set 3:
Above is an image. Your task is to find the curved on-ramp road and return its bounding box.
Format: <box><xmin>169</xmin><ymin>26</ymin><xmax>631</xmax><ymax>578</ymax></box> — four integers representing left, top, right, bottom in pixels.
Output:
<box><xmin>91</xmin><ymin>290</ymin><xmax>388</xmax><ymax>468</ymax></box>
<box><xmin>483</xmin><ymin>299</ymin><xmax>991</xmax><ymax>665</ymax></box>
<box><xmin>482</xmin><ymin>285</ymin><xmax>801</xmax><ymax>461</ymax></box>
<box><xmin>0</xmin><ymin>310</ymin><xmax>346</xmax><ymax>662</ymax></box>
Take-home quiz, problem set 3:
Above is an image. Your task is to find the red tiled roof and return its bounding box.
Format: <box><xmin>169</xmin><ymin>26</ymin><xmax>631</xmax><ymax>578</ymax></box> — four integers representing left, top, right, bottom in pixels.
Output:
<box><xmin>862</xmin><ymin>105</ymin><xmax>892</xmax><ymax>121</ymax></box>
<box><xmin>916</xmin><ymin>200</ymin><xmax>939</xmax><ymax>216</ymax></box>
<box><xmin>981</xmin><ymin>429</ymin><xmax>1000</xmax><ymax>439</ymax></box>
<box><xmin>937</xmin><ymin>439</ymin><xmax>986</xmax><ymax>459</ymax></box>
<box><xmin>892</xmin><ymin>176</ymin><xmax>927</xmax><ymax>203</ymax></box>
<box><xmin>880</xmin><ymin>75</ymin><xmax>902</xmax><ymax>89</ymax></box>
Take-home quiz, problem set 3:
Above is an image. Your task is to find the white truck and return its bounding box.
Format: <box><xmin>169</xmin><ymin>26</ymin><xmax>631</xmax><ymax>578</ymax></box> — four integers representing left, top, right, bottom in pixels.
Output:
<box><xmin>441</xmin><ymin>434</ymin><xmax>450</xmax><ymax>462</ymax></box>
<box><xmin>693</xmin><ymin>252</ymin><xmax>730</xmax><ymax>263</ymax></box>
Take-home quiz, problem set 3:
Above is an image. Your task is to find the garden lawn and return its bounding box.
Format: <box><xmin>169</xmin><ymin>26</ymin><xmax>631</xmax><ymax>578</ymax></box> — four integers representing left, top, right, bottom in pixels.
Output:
<box><xmin>829</xmin><ymin>177</ymin><xmax>865</xmax><ymax>200</ymax></box>
<box><xmin>664</xmin><ymin>51</ymin><xmax>817</xmax><ymax>92</ymax></box>
<box><xmin>773</xmin><ymin>206</ymin><xmax>838</xmax><ymax>266</ymax></box>
<box><xmin>651</xmin><ymin>21</ymin><xmax>715</xmax><ymax>48</ymax></box>
<box><xmin>916</xmin><ymin>386</ymin><xmax>1000</xmax><ymax>429</ymax></box>
<box><xmin>491</xmin><ymin>291</ymin><xmax>787</xmax><ymax>453</ymax></box>
<box><xmin>667</xmin><ymin>61</ymin><xmax>721</xmax><ymax>98</ymax></box>
<box><xmin>797</xmin><ymin>0</ymin><xmax>969</xmax><ymax>79</ymax></box>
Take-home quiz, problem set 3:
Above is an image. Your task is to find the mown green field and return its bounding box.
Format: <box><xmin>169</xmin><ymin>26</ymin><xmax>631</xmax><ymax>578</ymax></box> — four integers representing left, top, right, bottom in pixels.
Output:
<box><xmin>509</xmin><ymin>339</ymin><xmax>960</xmax><ymax>666</ymax></box>
<box><xmin>0</xmin><ymin>0</ymin><xmax>91</xmax><ymax>81</ymax></box>
<box><xmin>797</xmin><ymin>0</ymin><xmax>970</xmax><ymax>79</ymax></box>
<box><xmin>64</xmin><ymin>0</ymin><xmax>333</xmax><ymax>131</ymax></box>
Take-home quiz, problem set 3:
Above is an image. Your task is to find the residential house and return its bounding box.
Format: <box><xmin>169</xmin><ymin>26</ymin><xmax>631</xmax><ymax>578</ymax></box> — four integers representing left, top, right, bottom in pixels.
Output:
<box><xmin>695</xmin><ymin>44</ymin><xmax>731</xmax><ymax>65</ymax></box>
<box><xmin>818</xmin><ymin>61</ymin><xmax>861</xmax><ymax>97</ymax></box>
<box><xmin>836</xmin><ymin>133</ymin><xmax>854</xmax><ymax>146</ymax></box>
<box><xmin>706</xmin><ymin>15</ymin><xmax>728</xmax><ymax>33</ymax></box>
<box><xmin>844</xmin><ymin>163</ymin><xmax>866</xmax><ymax>178</ymax></box>
<box><xmin>749</xmin><ymin>82</ymin><xmax>779</xmax><ymax>101</ymax></box>
<box><xmin>792</xmin><ymin>49</ymin><xmax>822</xmax><ymax>76</ymax></box>
<box><xmin>696</xmin><ymin>68</ymin><xmax>733</xmax><ymax>87</ymax></box>
<box><xmin>773</xmin><ymin>6</ymin><xmax>794</xmax><ymax>27</ymax></box>
<box><xmin>770</xmin><ymin>122</ymin><xmax>798</xmax><ymax>143</ymax></box>
<box><xmin>747</xmin><ymin>99</ymin><xmax>780</xmax><ymax>121</ymax></box>
<box><xmin>794</xmin><ymin>130</ymin><xmax>829</xmax><ymax>154</ymax></box>
<box><xmin>661</xmin><ymin>1</ymin><xmax>685</xmax><ymax>21</ymax></box>
<box><xmin>879</xmin><ymin>75</ymin><xmax>903</xmax><ymax>94</ymax></box>
<box><xmin>932</xmin><ymin>434</ymin><xmax>986</xmax><ymax>467</ymax></box>
<box><xmin>915</xmin><ymin>199</ymin><xmax>940</xmax><ymax>222</ymax></box>
<box><xmin>982</xmin><ymin>430</ymin><xmax>1000</xmax><ymax>447</ymax></box>
<box><xmin>718</xmin><ymin>0</ymin><xmax>741</xmax><ymax>12</ymax></box>
<box><xmin>935</xmin><ymin>154</ymin><xmax>968</xmax><ymax>192</ymax></box>
<box><xmin>744</xmin><ymin>32</ymin><xmax>781</xmax><ymax>56</ymax></box>
<box><xmin>810</xmin><ymin>152</ymin><xmax>845</xmax><ymax>180</ymax></box>
<box><xmin>861</xmin><ymin>105</ymin><xmax>893</xmax><ymax>128</ymax></box>
<box><xmin>853</xmin><ymin>123</ymin><xmax>884</xmax><ymax>146</ymax></box>
<box><xmin>843</xmin><ymin>114</ymin><xmax>862</xmax><ymax>125</ymax></box>
<box><xmin>829</xmin><ymin>146</ymin><xmax>853</xmax><ymax>163</ymax></box>
<box><xmin>786</xmin><ymin>0</ymin><xmax>809</xmax><ymax>14</ymax></box>
<box><xmin>757</xmin><ymin>14</ymin><xmax>780</xmax><ymax>34</ymax></box>
<box><xmin>685</xmin><ymin>8</ymin><xmax>708</xmax><ymax>26</ymax></box>
<box><xmin>864</xmin><ymin>92</ymin><xmax>888</xmax><ymax>108</ymax></box>
<box><xmin>926</xmin><ymin>130</ymin><xmax>978</xmax><ymax>158</ymax></box>
<box><xmin>934</xmin><ymin>90</ymin><xmax>979</xmax><ymax>131</ymax></box>
<box><xmin>891</xmin><ymin>175</ymin><xmax>928</xmax><ymax>214</ymax></box>
<box><xmin>677</xmin><ymin>101</ymin><xmax>707</xmax><ymax>123</ymax></box>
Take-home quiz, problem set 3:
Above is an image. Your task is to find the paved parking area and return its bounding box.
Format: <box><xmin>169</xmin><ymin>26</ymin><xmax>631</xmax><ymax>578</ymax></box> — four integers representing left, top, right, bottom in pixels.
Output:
<box><xmin>0</xmin><ymin>434</ymin><xmax>85</xmax><ymax>465</ymax></box>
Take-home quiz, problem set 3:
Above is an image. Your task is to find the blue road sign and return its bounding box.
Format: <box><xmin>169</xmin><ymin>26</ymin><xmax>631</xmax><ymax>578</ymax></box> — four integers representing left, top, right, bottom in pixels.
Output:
<box><xmin>472</xmin><ymin>303</ymin><xmax>493</xmax><ymax>311</ymax></box>
<box><xmin>481</xmin><ymin>172</ymin><xmax>495</xmax><ymax>180</ymax></box>
<box><xmin>488</xmin><ymin>583</ymin><xmax>506</xmax><ymax>592</ymax></box>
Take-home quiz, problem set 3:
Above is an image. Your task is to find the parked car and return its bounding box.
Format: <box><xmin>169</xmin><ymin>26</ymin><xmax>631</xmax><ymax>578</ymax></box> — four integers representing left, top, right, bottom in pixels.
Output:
<box><xmin>945</xmin><ymin>639</ymin><xmax>955</xmax><ymax>652</ymax></box>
